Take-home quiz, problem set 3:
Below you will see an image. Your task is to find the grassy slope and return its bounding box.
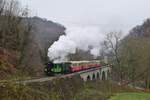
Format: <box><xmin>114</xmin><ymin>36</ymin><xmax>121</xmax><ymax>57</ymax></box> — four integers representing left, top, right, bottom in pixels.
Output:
<box><xmin>0</xmin><ymin>76</ymin><xmax>148</xmax><ymax>100</ymax></box>
<box><xmin>109</xmin><ymin>93</ymin><xmax>150</xmax><ymax>100</ymax></box>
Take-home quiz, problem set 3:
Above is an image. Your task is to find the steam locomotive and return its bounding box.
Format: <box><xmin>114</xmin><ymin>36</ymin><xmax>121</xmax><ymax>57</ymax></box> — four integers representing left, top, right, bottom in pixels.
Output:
<box><xmin>44</xmin><ymin>60</ymin><xmax>102</xmax><ymax>76</ymax></box>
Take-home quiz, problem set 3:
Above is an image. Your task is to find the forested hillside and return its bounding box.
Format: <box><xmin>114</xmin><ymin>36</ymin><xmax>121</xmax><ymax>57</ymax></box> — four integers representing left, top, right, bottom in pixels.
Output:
<box><xmin>0</xmin><ymin>0</ymin><xmax>65</xmax><ymax>77</ymax></box>
<box><xmin>106</xmin><ymin>18</ymin><xmax>150</xmax><ymax>89</ymax></box>
<box><xmin>129</xmin><ymin>19</ymin><xmax>150</xmax><ymax>37</ymax></box>
<box><xmin>22</xmin><ymin>17</ymin><xmax>65</xmax><ymax>76</ymax></box>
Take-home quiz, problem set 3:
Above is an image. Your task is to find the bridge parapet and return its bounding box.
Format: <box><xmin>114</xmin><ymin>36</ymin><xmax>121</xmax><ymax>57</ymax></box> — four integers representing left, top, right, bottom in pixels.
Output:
<box><xmin>80</xmin><ymin>65</ymin><xmax>111</xmax><ymax>82</ymax></box>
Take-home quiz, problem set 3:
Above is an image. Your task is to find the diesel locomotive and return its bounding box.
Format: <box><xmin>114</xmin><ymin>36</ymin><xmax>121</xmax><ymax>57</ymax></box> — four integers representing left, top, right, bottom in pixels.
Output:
<box><xmin>44</xmin><ymin>60</ymin><xmax>102</xmax><ymax>76</ymax></box>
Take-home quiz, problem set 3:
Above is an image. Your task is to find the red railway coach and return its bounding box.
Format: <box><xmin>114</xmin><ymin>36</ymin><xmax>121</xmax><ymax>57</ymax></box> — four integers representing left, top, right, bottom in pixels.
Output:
<box><xmin>69</xmin><ymin>60</ymin><xmax>101</xmax><ymax>72</ymax></box>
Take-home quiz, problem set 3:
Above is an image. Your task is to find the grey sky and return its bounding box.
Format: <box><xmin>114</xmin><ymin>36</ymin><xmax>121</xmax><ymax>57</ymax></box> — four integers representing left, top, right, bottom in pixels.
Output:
<box><xmin>20</xmin><ymin>0</ymin><xmax>150</xmax><ymax>33</ymax></box>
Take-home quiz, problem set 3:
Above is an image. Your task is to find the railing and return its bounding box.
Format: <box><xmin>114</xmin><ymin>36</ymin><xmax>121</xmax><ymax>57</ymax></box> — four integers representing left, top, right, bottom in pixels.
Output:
<box><xmin>0</xmin><ymin>65</ymin><xmax>111</xmax><ymax>84</ymax></box>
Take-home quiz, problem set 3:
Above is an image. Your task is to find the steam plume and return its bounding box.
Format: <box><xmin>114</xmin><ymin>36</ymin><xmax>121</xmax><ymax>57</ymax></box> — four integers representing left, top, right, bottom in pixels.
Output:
<box><xmin>48</xmin><ymin>24</ymin><xmax>104</xmax><ymax>63</ymax></box>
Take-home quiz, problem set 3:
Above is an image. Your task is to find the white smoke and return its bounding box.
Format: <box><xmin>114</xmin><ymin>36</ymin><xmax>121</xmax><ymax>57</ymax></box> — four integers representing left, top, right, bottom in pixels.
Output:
<box><xmin>48</xmin><ymin>24</ymin><xmax>105</xmax><ymax>63</ymax></box>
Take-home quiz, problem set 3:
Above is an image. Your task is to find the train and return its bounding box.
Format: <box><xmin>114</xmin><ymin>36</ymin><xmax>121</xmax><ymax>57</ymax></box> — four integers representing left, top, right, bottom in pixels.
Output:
<box><xmin>44</xmin><ymin>60</ymin><xmax>103</xmax><ymax>76</ymax></box>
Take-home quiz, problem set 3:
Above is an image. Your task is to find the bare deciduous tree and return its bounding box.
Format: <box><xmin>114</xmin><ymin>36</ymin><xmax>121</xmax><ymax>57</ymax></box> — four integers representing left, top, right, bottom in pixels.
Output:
<box><xmin>103</xmin><ymin>31</ymin><xmax>123</xmax><ymax>83</ymax></box>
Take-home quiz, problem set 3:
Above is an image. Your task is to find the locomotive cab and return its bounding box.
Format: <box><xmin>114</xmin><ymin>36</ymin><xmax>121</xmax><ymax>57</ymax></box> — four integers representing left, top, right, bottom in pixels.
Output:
<box><xmin>44</xmin><ymin>61</ymin><xmax>72</xmax><ymax>76</ymax></box>
<box><xmin>44</xmin><ymin>61</ymin><xmax>54</xmax><ymax>76</ymax></box>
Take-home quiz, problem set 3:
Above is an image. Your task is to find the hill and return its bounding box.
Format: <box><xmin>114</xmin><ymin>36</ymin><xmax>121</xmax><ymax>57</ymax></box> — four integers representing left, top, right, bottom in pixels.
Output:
<box><xmin>117</xmin><ymin>18</ymin><xmax>150</xmax><ymax>88</ymax></box>
<box><xmin>129</xmin><ymin>19</ymin><xmax>150</xmax><ymax>37</ymax></box>
<box><xmin>21</xmin><ymin>17</ymin><xmax>66</xmax><ymax>76</ymax></box>
<box><xmin>0</xmin><ymin>16</ymin><xmax>66</xmax><ymax>77</ymax></box>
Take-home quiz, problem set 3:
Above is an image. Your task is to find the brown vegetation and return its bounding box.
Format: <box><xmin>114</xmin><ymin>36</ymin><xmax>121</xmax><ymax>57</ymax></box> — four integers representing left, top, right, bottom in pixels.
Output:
<box><xmin>0</xmin><ymin>47</ymin><xmax>18</xmax><ymax>79</ymax></box>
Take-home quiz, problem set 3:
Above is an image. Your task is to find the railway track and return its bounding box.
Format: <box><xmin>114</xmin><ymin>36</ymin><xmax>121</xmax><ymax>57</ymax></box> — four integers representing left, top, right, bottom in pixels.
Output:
<box><xmin>0</xmin><ymin>66</ymin><xmax>103</xmax><ymax>84</ymax></box>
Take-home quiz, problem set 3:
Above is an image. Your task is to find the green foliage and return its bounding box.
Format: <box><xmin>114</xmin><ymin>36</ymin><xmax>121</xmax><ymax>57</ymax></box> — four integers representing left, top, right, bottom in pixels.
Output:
<box><xmin>109</xmin><ymin>93</ymin><xmax>150</xmax><ymax>100</ymax></box>
<box><xmin>40</xmin><ymin>78</ymin><xmax>141</xmax><ymax>100</ymax></box>
<box><xmin>0</xmin><ymin>82</ymin><xmax>49</xmax><ymax>100</ymax></box>
<box><xmin>115</xmin><ymin>18</ymin><xmax>150</xmax><ymax>88</ymax></box>
<box><xmin>48</xmin><ymin>76</ymin><xmax>84</xmax><ymax>100</ymax></box>
<box><xmin>120</xmin><ymin>38</ymin><xmax>150</xmax><ymax>88</ymax></box>
<box><xmin>0</xmin><ymin>77</ymin><xmax>144</xmax><ymax>100</ymax></box>
<box><xmin>0</xmin><ymin>83</ymin><xmax>29</xmax><ymax>100</ymax></box>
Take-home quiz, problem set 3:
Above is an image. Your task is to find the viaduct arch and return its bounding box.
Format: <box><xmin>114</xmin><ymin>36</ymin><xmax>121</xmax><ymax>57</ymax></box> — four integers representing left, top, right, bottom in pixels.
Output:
<box><xmin>80</xmin><ymin>65</ymin><xmax>111</xmax><ymax>82</ymax></box>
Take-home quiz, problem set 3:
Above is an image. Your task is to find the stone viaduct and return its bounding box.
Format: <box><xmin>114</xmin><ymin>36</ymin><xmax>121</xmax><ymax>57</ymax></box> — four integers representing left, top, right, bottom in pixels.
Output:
<box><xmin>80</xmin><ymin>65</ymin><xmax>111</xmax><ymax>81</ymax></box>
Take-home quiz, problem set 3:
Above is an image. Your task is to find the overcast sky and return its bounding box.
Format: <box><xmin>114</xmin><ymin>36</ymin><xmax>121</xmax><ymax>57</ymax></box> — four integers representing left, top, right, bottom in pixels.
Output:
<box><xmin>20</xmin><ymin>0</ymin><xmax>150</xmax><ymax>33</ymax></box>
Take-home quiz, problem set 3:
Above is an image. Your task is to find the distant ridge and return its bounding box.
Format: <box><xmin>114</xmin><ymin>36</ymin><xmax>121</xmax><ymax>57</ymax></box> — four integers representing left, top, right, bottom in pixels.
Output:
<box><xmin>128</xmin><ymin>18</ymin><xmax>150</xmax><ymax>38</ymax></box>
